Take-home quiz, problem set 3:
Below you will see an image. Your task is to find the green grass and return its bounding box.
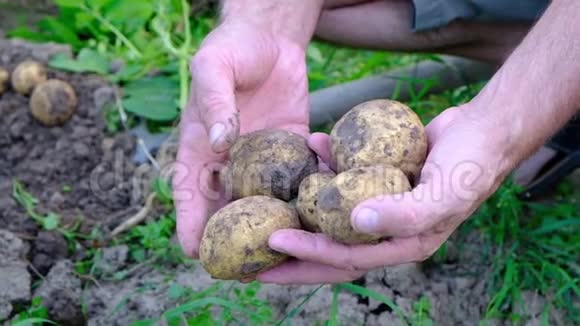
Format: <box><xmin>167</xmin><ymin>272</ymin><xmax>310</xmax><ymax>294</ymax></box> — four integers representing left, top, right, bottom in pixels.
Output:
<box><xmin>5</xmin><ymin>1</ymin><xmax>579</xmax><ymax>325</ymax></box>
<box><xmin>469</xmin><ymin>181</ymin><xmax>580</xmax><ymax>323</ymax></box>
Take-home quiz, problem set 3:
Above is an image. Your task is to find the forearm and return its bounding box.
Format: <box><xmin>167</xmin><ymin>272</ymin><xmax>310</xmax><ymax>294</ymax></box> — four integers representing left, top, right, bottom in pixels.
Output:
<box><xmin>221</xmin><ymin>0</ymin><xmax>324</xmax><ymax>48</ymax></box>
<box><xmin>470</xmin><ymin>0</ymin><xmax>580</xmax><ymax>172</ymax></box>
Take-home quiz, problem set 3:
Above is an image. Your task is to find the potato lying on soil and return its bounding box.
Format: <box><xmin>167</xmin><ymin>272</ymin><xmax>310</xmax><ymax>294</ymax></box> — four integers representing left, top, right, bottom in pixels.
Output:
<box><xmin>11</xmin><ymin>60</ymin><xmax>47</xmax><ymax>95</ymax></box>
<box><xmin>317</xmin><ymin>165</ymin><xmax>411</xmax><ymax>245</ymax></box>
<box><xmin>296</xmin><ymin>172</ymin><xmax>336</xmax><ymax>232</ymax></box>
<box><xmin>221</xmin><ymin>129</ymin><xmax>318</xmax><ymax>201</ymax></box>
<box><xmin>30</xmin><ymin>79</ymin><xmax>78</xmax><ymax>126</ymax></box>
<box><xmin>330</xmin><ymin>99</ymin><xmax>427</xmax><ymax>180</ymax></box>
<box><xmin>0</xmin><ymin>67</ymin><xmax>9</xmax><ymax>95</ymax></box>
<box><xmin>199</xmin><ymin>196</ymin><xmax>301</xmax><ymax>280</ymax></box>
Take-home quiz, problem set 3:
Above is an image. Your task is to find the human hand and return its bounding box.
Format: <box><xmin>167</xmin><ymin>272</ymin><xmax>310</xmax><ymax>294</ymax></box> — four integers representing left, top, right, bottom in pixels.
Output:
<box><xmin>256</xmin><ymin>106</ymin><xmax>512</xmax><ymax>284</ymax></box>
<box><xmin>173</xmin><ymin>20</ymin><xmax>310</xmax><ymax>258</ymax></box>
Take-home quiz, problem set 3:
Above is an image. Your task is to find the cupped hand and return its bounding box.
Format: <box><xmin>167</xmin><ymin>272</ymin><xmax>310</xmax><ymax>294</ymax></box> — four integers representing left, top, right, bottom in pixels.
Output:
<box><xmin>173</xmin><ymin>20</ymin><xmax>310</xmax><ymax>258</ymax></box>
<box><xmin>256</xmin><ymin>106</ymin><xmax>512</xmax><ymax>284</ymax></box>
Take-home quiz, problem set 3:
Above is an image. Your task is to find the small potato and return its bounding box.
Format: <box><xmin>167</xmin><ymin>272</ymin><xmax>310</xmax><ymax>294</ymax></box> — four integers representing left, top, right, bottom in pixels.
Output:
<box><xmin>199</xmin><ymin>196</ymin><xmax>301</xmax><ymax>280</ymax></box>
<box><xmin>221</xmin><ymin>129</ymin><xmax>318</xmax><ymax>201</ymax></box>
<box><xmin>330</xmin><ymin>99</ymin><xmax>427</xmax><ymax>180</ymax></box>
<box><xmin>296</xmin><ymin>172</ymin><xmax>335</xmax><ymax>232</ymax></box>
<box><xmin>317</xmin><ymin>165</ymin><xmax>411</xmax><ymax>244</ymax></box>
<box><xmin>11</xmin><ymin>60</ymin><xmax>47</xmax><ymax>95</ymax></box>
<box><xmin>0</xmin><ymin>67</ymin><xmax>9</xmax><ymax>95</ymax></box>
<box><xmin>30</xmin><ymin>79</ymin><xmax>78</xmax><ymax>126</ymax></box>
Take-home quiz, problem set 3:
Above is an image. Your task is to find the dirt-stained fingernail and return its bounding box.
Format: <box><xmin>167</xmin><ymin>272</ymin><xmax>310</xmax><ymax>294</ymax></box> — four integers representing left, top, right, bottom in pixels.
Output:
<box><xmin>209</xmin><ymin>123</ymin><xmax>226</xmax><ymax>149</ymax></box>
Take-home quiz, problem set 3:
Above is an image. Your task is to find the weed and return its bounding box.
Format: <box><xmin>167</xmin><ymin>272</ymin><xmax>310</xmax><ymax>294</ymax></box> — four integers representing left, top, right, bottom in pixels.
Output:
<box><xmin>9</xmin><ymin>297</ymin><xmax>54</xmax><ymax>326</ymax></box>
<box><xmin>469</xmin><ymin>180</ymin><xmax>580</xmax><ymax>322</ymax></box>
<box><xmin>411</xmin><ymin>296</ymin><xmax>434</xmax><ymax>326</ymax></box>
<box><xmin>338</xmin><ymin>282</ymin><xmax>407</xmax><ymax>325</ymax></box>
<box><xmin>12</xmin><ymin>180</ymin><xmax>93</xmax><ymax>250</ymax></box>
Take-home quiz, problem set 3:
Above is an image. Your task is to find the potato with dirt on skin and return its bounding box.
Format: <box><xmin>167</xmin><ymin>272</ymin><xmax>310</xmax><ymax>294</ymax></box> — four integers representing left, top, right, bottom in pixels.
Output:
<box><xmin>317</xmin><ymin>165</ymin><xmax>411</xmax><ymax>245</ymax></box>
<box><xmin>199</xmin><ymin>196</ymin><xmax>301</xmax><ymax>280</ymax></box>
<box><xmin>296</xmin><ymin>171</ymin><xmax>336</xmax><ymax>232</ymax></box>
<box><xmin>30</xmin><ymin>79</ymin><xmax>78</xmax><ymax>126</ymax></box>
<box><xmin>330</xmin><ymin>99</ymin><xmax>427</xmax><ymax>180</ymax></box>
<box><xmin>220</xmin><ymin>129</ymin><xmax>318</xmax><ymax>201</ymax></box>
<box><xmin>11</xmin><ymin>60</ymin><xmax>47</xmax><ymax>95</ymax></box>
<box><xmin>0</xmin><ymin>67</ymin><xmax>9</xmax><ymax>95</ymax></box>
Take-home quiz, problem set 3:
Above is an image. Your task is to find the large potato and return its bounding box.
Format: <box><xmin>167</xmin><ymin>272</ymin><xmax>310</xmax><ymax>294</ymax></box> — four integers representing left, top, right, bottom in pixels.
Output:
<box><xmin>0</xmin><ymin>67</ymin><xmax>8</xmax><ymax>95</ymax></box>
<box><xmin>317</xmin><ymin>165</ymin><xmax>411</xmax><ymax>244</ymax></box>
<box><xmin>296</xmin><ymin>172</ymin><xmax>335</xmax><ymax>232</ymax></box>
<box><xmin>330</xmin><ymin>99</ymin><xmax>427</xmax><ymax>180</ymax></box>
<box><xmin>30</xmin><ymin>79</ymin><xmax>78</xmax><ymax>126</ymax></box>
<box><xmin>199</xmin><ymin>196</ymin><xmax>301</xmax><ymax>280</ymax></box>
<box><xmin>221</xmin><ymin>129</ymin><xmax>318</xmax><ymax>201</ymax></box>
<box><xmin>11</xmin><ymin>60</ymin><xmax>47</xmax><ymax>95</ymax></box>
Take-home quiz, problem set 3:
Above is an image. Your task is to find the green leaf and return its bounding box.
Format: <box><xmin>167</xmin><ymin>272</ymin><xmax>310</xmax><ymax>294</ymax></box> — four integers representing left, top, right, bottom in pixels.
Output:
<box><xmin>307</xmin><ymin>45</ymin><xmax>325</xmax><ymax>64</ymax></box>
<box><xmin>109</xmin><ymin>63</ymin><xmax>146</xmax><ymax>83</ymax></box>
<box><xmin>277</xmin><ymin>285</ymin><xmax>324</xmax><ymax>325</ymax></box>
<box><xmin>326</xmin><ymin>285</ymin><xmax>340</xmax><ymax>326</ymax></box>
<box><xmin>102</xmin><ymin>1</ymin><xmax>154</xmax><ymax>34</ymax></box>
<box><xmin>54</xmin><ymin>0</ymin><xmax>80</xmax><ymax>8</ymax></box>
<box><xmin>122</xmin><ymin>77</ymin><xmax>179</xmax><ymax>121</ymax></box>
<box><xmin>186</xmin><ymin>311</ymin><xmax>214</xmax><ymax>326</ymax></box>
<box><xmin>12</xmin><ymin>180</ymin><xmax>39</xmax><ymax>211</ymax></box>
<box><xmin>167</xmin><ymin>284</ymin><xmax>186</xmax><ymax>299</ymax></box>
<box><xmin>7</xmin><ymin>27</ymin><xmax>53</xmax><ymax>43</ymax></box>
<box><xmin>129</xmin><ymin>319</ymin><xmax>156</xmax><ymax>326</ymax></box>
<box><xmin>162</xmin><ymin>297</ymin><xmax>269</xmax><ymax>322</ymax></box>
<box><xmin>338</xmin><ymin>283</ymin><xmax>408</xmax><ymax>325</ymax></box>
<box><xmin>38</xmin><ymin>17</ymin><xmax>83</xmax><ymax>48</ymax></box>
<box><xmin>531</xmin><ymin>218</ymin><xmax>580</xmax><ymax>236</ymax></box>
<box><xmin>43</xmin><ymin>213</ymin><xmax>60</xmax><ymax>231</ymax></box>
<box><xmin>152</xmin><ymin>177</ymin><xmax>173</xmax><ymax>204</ymax></box>
<box><xmin>49</xmin><ymin>48</ymin><xmax>110</xmax><ymax>75</ymax></box>
<box><xmin>11</xmin><ymin>318</ymin><xmax>58</xmax><ymax>326</ymax></box>
<box><xmin>131</xmin><ymin>248</ymin><xmax>146</xmax><ymax>262</ymax></box>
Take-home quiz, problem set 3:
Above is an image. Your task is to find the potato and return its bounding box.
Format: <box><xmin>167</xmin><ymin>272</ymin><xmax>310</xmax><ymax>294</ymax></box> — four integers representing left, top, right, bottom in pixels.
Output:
<box><xmin>0</xmin><ymin>67</ymin><xmax>9</xmax><ymax>95</ymax></box>
<box><xmin>296</xmin><ymin>172</ymin><xmax>335</xmax><ymax>232</ymax></box>
<box><xmin>317</xmin><ymin>165</ymin><xmax>411</xmax><ymax>244</ymax></box>
<box><xmin>30</xmin><ymin>79</ymin><xmax>78</xmax><ymax>126</ymax></box>
<box><xmin>330</xmin><ymin>99</ymin><xmax>427</xmax><ymax>180</ymax></box>
<box><xmin>11</xmin><ymin>60</ymin><xmax>47</xmax><ymax>95</ymax></box>
<box><xmin>199</xmin><ymin>196</ymin><xmax>301</xmax><ymax>280</ymax></box>
<box><xmin>221</xmin><ymin>129</ymin><xmax>318</xmax><ymax>201</ymax></box>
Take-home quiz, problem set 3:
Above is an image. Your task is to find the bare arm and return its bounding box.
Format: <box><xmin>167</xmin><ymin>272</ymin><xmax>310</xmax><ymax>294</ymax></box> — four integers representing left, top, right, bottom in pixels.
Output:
<box><xmin>472</xmin><ymin>0</ymin><xmax>580</xmax><ymax>174</ymax></box>
<box><xmin>221</xmin><ymin>0</ymin><xmax>324</xmax><ymax>48</ymax></box>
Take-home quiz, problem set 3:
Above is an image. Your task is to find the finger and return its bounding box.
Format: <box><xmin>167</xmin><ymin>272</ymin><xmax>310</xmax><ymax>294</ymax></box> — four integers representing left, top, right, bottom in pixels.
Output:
<box><xmin>257</xmin><ymin>260</ymin><xmax>365</xmax><ymax>285</ymax></box>
<box><xmin>173</xmin><ymin>121</ymin><xmax>226</xmax><ymax>258</ymax></box>
<box><xmin>268</xmin><ymin>229</ymin><xmax>430</xmax><ymax>271</ymax></box>
<box><xmin>351</xmin><ymin>164</ymin><xmax>463</xmax><ymax>238</ymax></box>
<box><xmin>190</xmin><ymin>50</ymin><xmax>239</xmax><ymax>153</ymax></box>
<box><xmin>308</xmin><ymin>132</ymin><xmax>336</xmax><ymax>171</ymax></box>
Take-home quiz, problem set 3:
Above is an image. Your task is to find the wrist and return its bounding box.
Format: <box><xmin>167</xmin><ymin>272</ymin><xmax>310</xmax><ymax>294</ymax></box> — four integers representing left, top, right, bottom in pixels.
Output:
<box><xmin>457</xmin><ymin>101</ymin><xmax>522</xmax><ymax>180</ymax></box>
<box><xmin>221</xmin><ymin>0</ymin><xmax>324</xmax><ymax>48</ymax></box>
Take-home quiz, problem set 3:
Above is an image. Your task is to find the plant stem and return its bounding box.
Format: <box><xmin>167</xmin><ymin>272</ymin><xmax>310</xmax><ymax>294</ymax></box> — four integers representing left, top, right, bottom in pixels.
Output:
<box><xmin>179</xmin><ymin>58</ymin><xmax>190</xmax><ymax>110</ymax></box>
<box><xmin>80</xmin><ymin>4</ymin><xmax>143</xmax><ymax>58</ymax></box>
<box><xmin>181</xmin><ymin>0</ymin><xmax>192</xmax><ymax>50</ymax></box>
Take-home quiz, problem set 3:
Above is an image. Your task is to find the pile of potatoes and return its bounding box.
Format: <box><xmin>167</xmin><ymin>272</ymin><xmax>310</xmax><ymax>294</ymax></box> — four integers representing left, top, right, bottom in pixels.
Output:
<box><xmin>199</xmin><ymin>99</ymin><xmax>428</xmax><ymax>280</ymax></box>
<box><xmin>0</xmin><ymin>60</ymin><xmax>78</xmax><ymax>126</ymax></box>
